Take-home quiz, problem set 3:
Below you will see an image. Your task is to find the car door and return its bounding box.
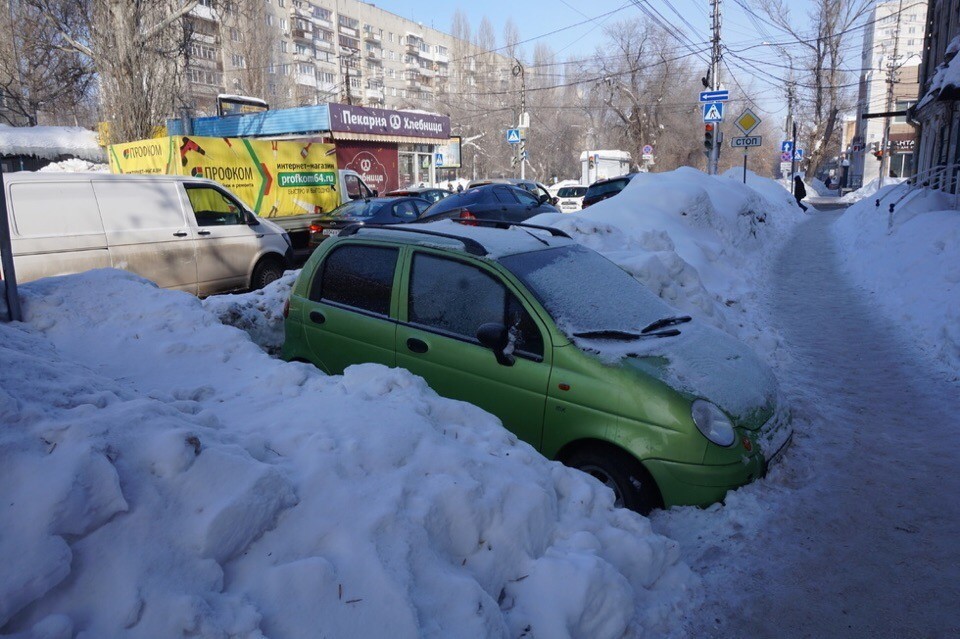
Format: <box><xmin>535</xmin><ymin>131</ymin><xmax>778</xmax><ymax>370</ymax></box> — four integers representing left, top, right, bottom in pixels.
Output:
<box><xmin>301</xmin><ymin>243</ymin><xmax>400</xmax><ymax>374</ymax></box>
<box><xmin>395</xmin><ymin>250</ymin><xmax>552</xmax><ymax>449</ymax></box>
<box><xmin>510</xmin><ymin>187</ymin><xmax>545</xmax><ymax>221</ymax></box>
<box><xmin>183</xmin><ymin>184</ymin><xmax>261</xmax><ymax>294</ymax></box>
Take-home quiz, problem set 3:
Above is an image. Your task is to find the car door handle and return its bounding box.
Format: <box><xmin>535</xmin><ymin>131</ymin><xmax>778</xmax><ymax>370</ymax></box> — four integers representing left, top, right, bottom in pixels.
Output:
<box><xmin>172</xmin><ymin>231</ymin><xmax>188</xmax><ymax>237</ymax></box>
<box><xmin>309</xmin><ymin>310</ymin><xmax>325</xmax><ymax>324</ymax></box>
<box><xmin>406</xmin><ymin>338</ymin><xmax>428</xmax><ymax>353</ymax></box>
<box><xmin>198</xmin><ymin>230</ymin><xmax>212</xmax><ymax>236</ymax></box>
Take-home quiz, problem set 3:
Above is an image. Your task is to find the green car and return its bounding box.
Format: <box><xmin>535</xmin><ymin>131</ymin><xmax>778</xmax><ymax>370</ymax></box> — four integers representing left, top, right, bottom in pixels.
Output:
<box><xmin>282</xmin><ymin>221</ymin><xmax>791</xmax><ymax>513</ymax></box>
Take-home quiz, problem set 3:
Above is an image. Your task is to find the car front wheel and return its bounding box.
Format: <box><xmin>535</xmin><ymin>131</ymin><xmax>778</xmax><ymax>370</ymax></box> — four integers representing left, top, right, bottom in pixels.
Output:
<box><xmin>251</xmin><ymin>256</ymin><xmax>285</xmax><ymax>290</ymax></box>
<box><xmin>564</xmin><ymin>446</ymin><xmax>662</xmax><ymax>515</ymax></box>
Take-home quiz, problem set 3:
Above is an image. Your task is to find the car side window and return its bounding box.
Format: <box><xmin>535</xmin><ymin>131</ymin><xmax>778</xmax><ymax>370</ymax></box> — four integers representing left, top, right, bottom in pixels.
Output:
<box><xmin>344</xmin><ymin>175</ymin><xmax>361</xmax><ymax>199</ymax></box>
<box><xmin>493</xmin><ymin>186</ymin><xmax>517</xmax><ymax>204</ymax></box>
<box><xmin>412</xmin><ymin>199</ymin><xmax>431</xmax><ymax>215</ymax></box>
<box><xmin>185</xmin><ymin>186</ymin><xmax>245</xmax><ymax>226</ymax></box>
<box><xmin>408</xmin><ymin>253</ymin><xmax>543</xmax><ymax>357</ymax></box>
<box><xmin>392</xmin><ymin>200</ymin><xmax>419</xmax><ymax>220</ymax></box>
<box><xmin>513</xmin><ymin>188</ymin><xmax>539</xmax><ymax>206</ymax></box>
<box><xmin>310</xmin><ymin>244</ymin><xmax>398</xmax><ymax>316</ymax></box>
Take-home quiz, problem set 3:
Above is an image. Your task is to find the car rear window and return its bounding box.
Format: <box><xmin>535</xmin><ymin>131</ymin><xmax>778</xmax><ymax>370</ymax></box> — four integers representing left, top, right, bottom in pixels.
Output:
<box><xmin>557</xmin><ymin>187</ymin><xmax>586</xmax><ymax>198</ymax></box>
<box><xmin>585</xmin><ymin>179</ymin><xmax>629</xmax><ymax>200</ymax></box>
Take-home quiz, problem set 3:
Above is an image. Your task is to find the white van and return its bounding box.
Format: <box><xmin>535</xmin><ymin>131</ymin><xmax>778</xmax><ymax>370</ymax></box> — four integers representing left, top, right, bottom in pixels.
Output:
<box><xmin>1</xmin><ymin>173</ymin><xmax>292</xmax><ymax>296</ymax></box>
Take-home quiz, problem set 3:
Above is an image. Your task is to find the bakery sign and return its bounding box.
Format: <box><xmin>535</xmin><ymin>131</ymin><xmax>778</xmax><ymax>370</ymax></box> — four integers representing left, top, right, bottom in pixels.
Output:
<box><xmin>328</xmin><ymin>103</ymin><xmax>450</xmax><ymax>139</ymax></box>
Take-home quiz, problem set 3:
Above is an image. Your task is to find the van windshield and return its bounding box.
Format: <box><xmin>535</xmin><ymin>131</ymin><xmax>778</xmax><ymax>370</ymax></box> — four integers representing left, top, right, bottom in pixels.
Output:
<box><xmin>499</xmin><ymin>245</ymin><xmax>674</xmax><ymax>336</ymax></box>
<box><xmin>557</xmin><ymin>187</ymin><xmax>586</xmax><ymax>198</ymax></box>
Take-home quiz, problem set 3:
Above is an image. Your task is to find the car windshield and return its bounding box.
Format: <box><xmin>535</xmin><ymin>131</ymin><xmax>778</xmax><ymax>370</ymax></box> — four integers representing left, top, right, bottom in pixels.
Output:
<box><xmin>585</xmin><ymin>179</ymin><xmax>628</xmax><ymax>199</ymax></box>
<box><xmin>499</xmin><ymin>244</ymin><xmax>674</xmax><ymax>336</ymax></box>
<box><xmin>328</xmin><ymin>199</ymin><xmax>384</xmax><ymax>218</ymax></box>
<box><xmin>557</xmin><ymin>187</ymin><xmax>586</xmax><ymax>197</ymax></box>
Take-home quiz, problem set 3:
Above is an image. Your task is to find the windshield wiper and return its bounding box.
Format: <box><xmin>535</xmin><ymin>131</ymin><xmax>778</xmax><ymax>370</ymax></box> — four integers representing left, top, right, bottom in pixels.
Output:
<box><xmin>572</xmin><ymin>328</ymin><xmax>681</xmax><ymax>340</ymax></box>
<box><xmin>641</xmin><ymin>315</ymin><xmax>692</xmax><ymax>334</ymax></box>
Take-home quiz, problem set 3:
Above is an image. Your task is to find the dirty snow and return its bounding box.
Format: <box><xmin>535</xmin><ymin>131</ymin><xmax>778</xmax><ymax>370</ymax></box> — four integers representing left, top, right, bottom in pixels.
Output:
<box><xmin>202</xmin><ymin>271</ymin><xmax>298</xmax><ymax>354</ymax></box>
<box><xmin>833</xmin><ymin>184</ymin><xmax>960</xmax><ymax>373</ymax></box>
<box><xmin>0</xmin><ymin>124</ymin><xmax>105</xmax><ymax>162</ymax></box>
<box><xmin>0</xmin><ymin>269</ymin><xmax>695</xmax><ymax>638</ymax></box>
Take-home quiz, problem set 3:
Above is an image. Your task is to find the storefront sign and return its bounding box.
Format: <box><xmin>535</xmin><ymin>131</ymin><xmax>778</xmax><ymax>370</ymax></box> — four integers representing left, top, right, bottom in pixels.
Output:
<box><xmin>334</xmin><ymin>141</ymin><xmax>399</xmax><ymax>193</ymax></box>
<box><xmin>328</xmin><ymin>104</ymin><xmax>450</xmax><ymax>139</ymax></box>
<box><xmin>889</xmin><ymin>133</ymin><xmax>916</xmax><ymax>151</ymax></box>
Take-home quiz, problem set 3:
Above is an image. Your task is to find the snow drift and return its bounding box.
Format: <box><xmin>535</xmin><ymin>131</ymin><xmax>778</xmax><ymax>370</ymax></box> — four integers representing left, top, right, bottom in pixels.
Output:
<box><xmin>0</xmin><ymin>124</ymin><xmax>105</xmax><ymax>163</ymax></box>
<box><xmin>833</xmin><ymin>184</ymin><xmax>960</xmax><ymax>373</ymax></box>
<box><xmin>1</xmin><ymin>270</ymin><xmax>696</xmax><ymax>638</ymax></box>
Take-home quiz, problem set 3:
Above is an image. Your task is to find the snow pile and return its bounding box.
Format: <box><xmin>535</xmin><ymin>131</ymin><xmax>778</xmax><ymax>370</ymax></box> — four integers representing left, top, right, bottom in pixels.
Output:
<box><xmin>833</xmin><ymin>185</ymin><xmax>960</xmax><ymax>373</ymax></box>
<box><xmin>839</xmin><ymin>177</ymin><xmax>907</xmax><ymax>203</ymax></box>
<box><xmin>917</xmin><ymin>35</ymin><xmax>960</xmax><ymax>109</ymax></box>
<box><xmin>808</xmin><ymin>177</ymin><xmax>833</xmax><ymax>196</ymax></box>
<box><xmin>531</xmin><ymin>167</ymin><xmax>805</xmax><ymax>364</ymax></box>
<box><xmin>202</xmin><ymin>271</ymin><xmax>297</xmax><ymax>354</ymax></box>
<box><xmin>0</xmin><ymin>124</ymin><xmax>105</xmax><ymax>162</ymax></box>
<box><xmin>37</xmin><ymin>158</ymin><xmax>110</xmax><ymax>173</ymax></box>
<box><xmin>1</xmin><ymin>269</ymin><xmax>696</xmax><ymax>638</ymax></box>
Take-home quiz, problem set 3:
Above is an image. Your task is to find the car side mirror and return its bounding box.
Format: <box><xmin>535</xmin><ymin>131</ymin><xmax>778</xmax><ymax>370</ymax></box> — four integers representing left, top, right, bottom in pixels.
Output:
<box><xmin>245</xmin><ymin>211</ymin><xmax>260</xmax><ymax>226</ymax></box>
<box><xmin>372</xmin><ymin>189</ymin><xmax>379</xmax><ymax>196</ymax></box>
<box><xmin>537</xmin><ymin>193</ymin><xmax>550</xmax><ymax>205</ymax></box>
<box><xmin>550</xmin><ymin>196</ymin><xmax>559</xmax><ymax>206</ymax></box>
<box><xmin>476</xmin><ymin>322</ymin><xmax>516</xmax><ymax>366</ymax></box>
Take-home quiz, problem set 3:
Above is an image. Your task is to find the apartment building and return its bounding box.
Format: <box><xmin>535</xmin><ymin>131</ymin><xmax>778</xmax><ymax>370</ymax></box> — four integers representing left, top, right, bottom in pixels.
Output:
<box><xmin>183</xmin><ymin>0</ymin><xmax>507</xmax><ymax>117</ymax></box>
<box><xmin>850</xmin><ymin>0</ymin><xmax>927</xmax><ymax>187</ymax></box>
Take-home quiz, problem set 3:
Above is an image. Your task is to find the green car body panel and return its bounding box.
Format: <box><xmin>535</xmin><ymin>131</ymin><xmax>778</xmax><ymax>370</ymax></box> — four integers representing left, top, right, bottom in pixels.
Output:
<box><xmin>283</xmin><ymin>233</ymin><xmax>777</xmax><ymax>508</ymax></box>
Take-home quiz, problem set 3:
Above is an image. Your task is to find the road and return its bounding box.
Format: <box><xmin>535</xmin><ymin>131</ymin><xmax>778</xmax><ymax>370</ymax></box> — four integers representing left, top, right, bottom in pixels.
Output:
<box><xmin>655</xmin><ymin>207</ymin><xmax>960</xmax><ymax>638</ymax></box>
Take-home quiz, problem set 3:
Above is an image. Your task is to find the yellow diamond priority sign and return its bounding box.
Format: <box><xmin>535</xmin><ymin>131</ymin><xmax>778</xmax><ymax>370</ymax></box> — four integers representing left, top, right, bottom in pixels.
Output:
<box><xmin>735</xmin><ymin>108</ymin><xmax>761</xmax><ymax>136</ymax></box>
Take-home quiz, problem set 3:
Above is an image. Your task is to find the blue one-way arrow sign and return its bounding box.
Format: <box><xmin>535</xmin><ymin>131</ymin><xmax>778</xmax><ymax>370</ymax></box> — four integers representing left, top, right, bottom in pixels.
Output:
<box><xmin>506</xmin><ymin>129</ymin><xmax>522</xmax><ymax>144</ymax></box>
<box><xmin>702</xmin><ymin>102</ymin><xmax>724</xmax><ymax>122</ymax></box>
<box><xmin>781</xmin><ymin>140</ymin><xmax>794</xmax><ymax>153</ymax></box>
<box><xmin>699</xmin><ymin>90</ymin><xmax>729</xmax><ymax>103</ymax></box>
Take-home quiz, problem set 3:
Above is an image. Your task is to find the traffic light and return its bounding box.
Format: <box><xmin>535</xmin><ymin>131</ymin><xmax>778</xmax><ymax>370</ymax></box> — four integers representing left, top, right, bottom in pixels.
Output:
<box><xmin>704</xmin><ymin>124</ymin><xmax>714</xmax><ymax>151</ymax></box>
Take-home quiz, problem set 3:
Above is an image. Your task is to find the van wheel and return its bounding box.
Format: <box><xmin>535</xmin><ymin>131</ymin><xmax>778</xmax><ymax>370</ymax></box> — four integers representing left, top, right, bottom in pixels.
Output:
<box><xmin>564</xmin><ymin>446</ymin><xmax>661</xmax><ymax>515</ymax></box>
<box><xmin>251</xmin><ymin>256</ymin><xmax>284</xmax><ymax>290</ymax></box>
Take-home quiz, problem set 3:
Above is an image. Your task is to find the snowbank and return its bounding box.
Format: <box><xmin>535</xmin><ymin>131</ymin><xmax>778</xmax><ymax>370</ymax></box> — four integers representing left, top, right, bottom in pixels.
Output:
<box><xmin>530</xmin><ymin>167</ymin><xmax>805</xmax><ymax>365</ymax></box>
<box><xmin>833</xmin><ymin>185</ymin><xmax>960</xmax><ymax>373</ymax></box>
<box><xmin>202</xmin><ymin>271</ymin><xmax>297</xmax><ymax>354</ymax></box>
<box><xmin>1</xmin><ymin>270</ymin><xmax>696</xmax><ymax>637</ymax></box>
<box><xmin>0</xmin><ymin>124</ymin><xmax>105</xmax><ymax>162</ymax></box>
<box><xmin>839</xmin><ymin>177</ymin><xmax>907</xmax><ymax>203</ymax></box>
<box><xmin>37</xmin><ymin>158</ymin><xmax>110</xmax><ymax>173</ymax></box>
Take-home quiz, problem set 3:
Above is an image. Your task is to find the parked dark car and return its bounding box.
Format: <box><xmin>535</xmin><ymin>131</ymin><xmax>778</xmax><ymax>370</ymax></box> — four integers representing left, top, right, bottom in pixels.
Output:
<box><xmin>307</xmin><ymin>197</ymin><xmax>430</xmax><ymax>249</ymax></box>
<box><xmin>581</xmin><ymin>173</ymin><xmax>639</xmax><ymax>209</ymax></box>
<box><xmin>417</xmin><ymin>184</ymin><xmax>559</xmax><ymax>224</ymax></box>
<box><xmin>468</xmin><ymin>178</ymin><xmax>557</xmax><ymax>205</ymax></box>
<box><xmin>383</xmin><ymin>187</ymin><xmax>453</xmax><ymax>203</ymax></box>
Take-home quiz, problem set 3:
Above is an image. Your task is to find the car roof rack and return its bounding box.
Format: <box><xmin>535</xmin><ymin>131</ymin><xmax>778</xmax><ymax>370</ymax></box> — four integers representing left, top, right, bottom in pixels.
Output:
<box><xmin>448</xmin><ymin>218</ymin><xmax>572</xmax><ymax>239</ymax></box>
<box><xmin>339</xmin><ymin>223</ymin><xmax>488</xmax><ymax>256</ymax></box>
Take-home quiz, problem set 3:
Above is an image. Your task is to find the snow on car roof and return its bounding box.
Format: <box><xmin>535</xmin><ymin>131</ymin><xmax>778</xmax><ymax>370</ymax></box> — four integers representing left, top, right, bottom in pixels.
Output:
<box><xmin>347</xmin><ymin>220</ymin><xmax>574</xmax><ymax>258</ymax></box>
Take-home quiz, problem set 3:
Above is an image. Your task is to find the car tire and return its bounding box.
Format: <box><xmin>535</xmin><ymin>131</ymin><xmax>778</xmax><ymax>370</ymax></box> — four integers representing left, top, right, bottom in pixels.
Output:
<box><xmin>564</xmin><ymin>445</ymin><xmax>661</xmax><ymax>515</ymax></box>
<box><xmin>251</xmin><ymin>256</ymin><xmax>285</xmax><ymax>290</ymax></box>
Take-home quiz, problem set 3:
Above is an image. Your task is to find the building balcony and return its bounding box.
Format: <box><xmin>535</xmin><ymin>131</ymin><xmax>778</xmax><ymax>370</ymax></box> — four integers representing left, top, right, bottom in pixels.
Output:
<box><xmin>296</xmin><ymin>73</ymin><xmax>317</xmax><ymax>87</ymax></box>
<box><xmin>318</xmin><ymin>81</ymin><xmax>338</xmax><ymax>94</ymax></box>
<box><xmin>292</xmin><ymin>28</ymin><xmax>312</xmax><ymax>42</ymax></box>
<box><xmin>365</xmin><ymin>88</ymin><xmax>384</xmax><ymax>101</ymax></box>
<box><xmin>314</xmin><ymin>17</ymin><xmax>333</xmax><ymax>30</ymax></box>
<box><xmin>435</xmin><ymin>53</ymin><xmax>449</xmax><ymax>64</ymax></box>
<box><xmin>418</xmin><ymin>66</ymin><xmax>435</xmax><ymax>78</ymax></box>
<box><xmin>407</xmin><ymin>78</ymin><xmax>423</xmax><ymax>91</ymax></box>
<box><xmin>363</xmin><ymin>29</ymin><xmax>382</xmax><ymax>43</ymax></box>
<box><xmin>290</xmin><ymin>5</ymin><xmax>311</xmax><ymax>19</ymax></box>
<box><xmin>315</xmin><ymin>38</ymin><xmax>333</xmax><ymax>50</ymax></box>
<box><xmin>339</xmin><ymin>25</ymin><xmax>359</xmax><ymax>38</ymax></box>
<box><xmin>293</xmin><ymin>52</ymin><xmax>313</xmax><ymax>63</ymax></box>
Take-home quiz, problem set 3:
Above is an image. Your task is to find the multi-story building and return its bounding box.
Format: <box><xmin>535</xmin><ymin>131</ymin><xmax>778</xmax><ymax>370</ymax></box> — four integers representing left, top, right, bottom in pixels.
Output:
<box><xmin>913</xmin><ymin>0</ymin><xmax>960</xmax><ymax>186</ymax></box>
<box><xmin>183</xmin><ymin>0</ymin><xmax>507</xmax><ymax>117</ymax></box>
<box><xmin>851</xmin><ymin>0</ymin><xmax>927</xmax><ymax>187</ymax></box>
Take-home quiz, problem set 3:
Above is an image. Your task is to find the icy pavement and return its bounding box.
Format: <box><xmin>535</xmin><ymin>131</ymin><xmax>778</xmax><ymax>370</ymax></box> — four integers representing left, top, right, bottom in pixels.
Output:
<box><xmin>654</xmin><ymin>210</ymin><xmax>960</xmax><ymax>637</ymax></box>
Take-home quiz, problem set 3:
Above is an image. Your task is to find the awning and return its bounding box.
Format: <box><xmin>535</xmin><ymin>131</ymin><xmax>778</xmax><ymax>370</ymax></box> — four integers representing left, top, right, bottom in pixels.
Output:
<box><xmin>330</xmin><ymin>131</ymin><xmax>440</xmax><ymax>145</ymax></box>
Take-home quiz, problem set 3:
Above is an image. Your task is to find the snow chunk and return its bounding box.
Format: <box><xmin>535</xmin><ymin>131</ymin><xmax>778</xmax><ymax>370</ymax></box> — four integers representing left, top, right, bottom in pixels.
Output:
<box><xmin>0</xmin><ymin>124</ymin><xmax>104</xmax><ymax>162</ymax></box>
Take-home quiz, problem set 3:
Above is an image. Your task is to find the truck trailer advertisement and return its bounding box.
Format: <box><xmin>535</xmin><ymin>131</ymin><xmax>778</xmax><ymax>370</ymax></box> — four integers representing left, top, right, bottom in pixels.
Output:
<box><xmin>108</xmin><ymin>136</ymin><xmax>342</xmax><ymax>219</ymax></box>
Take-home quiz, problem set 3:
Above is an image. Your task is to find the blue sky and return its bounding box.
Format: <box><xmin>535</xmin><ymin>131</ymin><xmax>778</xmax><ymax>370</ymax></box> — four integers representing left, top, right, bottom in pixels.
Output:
<box><xmin>372</xmin><ymin>0</ymin><xmax>831</xmax><ymax>124</ymax></box>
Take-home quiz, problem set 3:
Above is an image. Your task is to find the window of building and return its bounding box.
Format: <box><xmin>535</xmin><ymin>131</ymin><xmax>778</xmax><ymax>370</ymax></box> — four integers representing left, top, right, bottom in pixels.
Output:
<box><xmin>315</xmin><ymin>7</ymin><xmax>331</xmax><ymax>21</ymax></box>
<box><xmin>280</xmin><ymin>18</ymin><xmax>288</xmax><ymax>31</ymax></box>
<box><xmin>266</xmin><ymin>14</ymin><xmax>274</xmax><ymax>26</ymax></box>
<box><xmin>349</xmin><ymin>76</ymin><xmax>361</xmax><ymax>88</ymax></box>
<box><xmin>231</xmin><ymin>53</ymin><xmax>246</xmax><ymax>68</ymax></box>
<box><xmin>277</xmin><ymin>0</ymin><xmax>285</xmax><ymax>6</ymax></box>
<box><xmin>339</xmin><ymin>14</ymin><xmax>359</xmax><ymax>29</ymax></box>
<box><xmin>319</xmin><ymin>71</ymin><xmax>335</xmax><ymax>84</ymax></box>
<box><xmin>280</xmin><ymin>41</ymin><xmax>288</xmax><ymax>53</ymax></box>
<box><xmin>230</xmin><ymin>27</ymin><xmax>240</xmax><ymax>42</ymax></box>
<box><xmin>339</xmin><ymin>35</ymin><xmax>360</xmax><ymax>50</ymax></box>
<box><xmin>298</xmin><ymin>63</ymin><xmax>314</xmax><ymax>75</ymax></box>
<box><xmin>894</xmin><ymin>100</ymin><xmax>915</xmax><ymax>123</ymax></box>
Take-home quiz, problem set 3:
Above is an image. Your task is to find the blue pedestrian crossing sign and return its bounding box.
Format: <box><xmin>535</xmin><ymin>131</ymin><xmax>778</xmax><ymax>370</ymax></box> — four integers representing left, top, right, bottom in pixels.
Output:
<box><xmin>506</xmin><ymin>128</ymin><xmax>522</xmax><ymax>144</ymax></box>
<box><xmin>702</xmin><ymin>102</ymin><xmax>724</xmax><ymax>122</ymax></box>
<box><xmin>781</xmin><ymin>140</ymin><xmax>794</xmax><ymax>153</ymax></box>
<box><xmin>435</xmin><ymin>153</ymin><xmax>444</xmax><ymax>166</ymax></box>
<box><xmin>794</xmin><ymin>149</ymin><xmax>805</xmax><ymax>161</ymax></box>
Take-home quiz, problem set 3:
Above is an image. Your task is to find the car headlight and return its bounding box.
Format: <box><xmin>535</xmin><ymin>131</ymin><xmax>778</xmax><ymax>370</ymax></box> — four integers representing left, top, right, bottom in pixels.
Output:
<box><xmin>691</xmin><ymin>400</ymin><xmax>736</xmax><ymax>447</ymax></box>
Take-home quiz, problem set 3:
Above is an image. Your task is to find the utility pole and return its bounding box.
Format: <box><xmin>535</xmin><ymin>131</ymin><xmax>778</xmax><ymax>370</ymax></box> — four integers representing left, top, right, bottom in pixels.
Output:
<box><xmin>879</xmin><ymin>0</ymin><xmax>905</xmax><ymax>188</ymax></box>
<box><xmin>343</xmin><ymin>50</ymin><xmax>357</xmax><ymax>106</ymax></box>
<box><xmin>513</xmin><ymin>60</ymin><xmax>526</xmax><ymax>179</ymax></box>
<box><xmin>707</xmin><ymin>0</ymin><xmax>723</xmax><ymax>175</ymax></box>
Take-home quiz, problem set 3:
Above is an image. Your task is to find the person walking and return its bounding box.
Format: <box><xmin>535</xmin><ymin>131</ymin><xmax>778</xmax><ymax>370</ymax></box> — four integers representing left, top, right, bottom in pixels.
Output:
<box><xmin>793</xmin><ymin>175</ymin><xmax>808</xmax><ymax>212</ymax></box>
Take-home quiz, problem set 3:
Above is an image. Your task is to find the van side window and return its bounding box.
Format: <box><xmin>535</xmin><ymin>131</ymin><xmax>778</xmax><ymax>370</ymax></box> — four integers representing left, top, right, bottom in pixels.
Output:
<box><xmin>408</xmin><ymin>253</ymin><xmax>543</xmax><ymax>357</ymax></box>
<box><xmin>310</xmin><ymin>245</ymin><xmax>397</xmax><ymax>316</ymax></box>
<box><xmin>344</xmin><ymin>175</ymin><xmax>361</xmax><ymax>199</ymax></box>
<box><xmin>185</xmin><ymin>187</ymin><xmax>245</xmax><ymax>226</ymax></box>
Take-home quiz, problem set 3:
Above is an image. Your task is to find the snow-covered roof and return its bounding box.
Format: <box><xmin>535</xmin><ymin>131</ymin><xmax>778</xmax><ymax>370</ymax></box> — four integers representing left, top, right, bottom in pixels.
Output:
<box><xmin>917</xmin><ymin>35</ymin><xmax>960</xmax><ymax>109</ymax></box>
<box><xmin>217</xmin><ymin>94</ymin><xmax>268</xmax><ymax>106</ymax></box>
<box><xmin>0</xmin><ymin>124</ymin><xmax>105</xmax><ymax>162</ymax></box>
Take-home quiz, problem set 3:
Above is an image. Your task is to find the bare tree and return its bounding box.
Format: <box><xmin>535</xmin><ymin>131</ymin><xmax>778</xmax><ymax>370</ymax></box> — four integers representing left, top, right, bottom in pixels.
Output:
<box><xmin>0</xmin><ymin>0</ymin><xmax>93</xmax><ymax>126</ymax></box>
<box><xmin>29</xmin><ymin>0</ymin><xmax>203</xmax><ymax>142</ymax></box>
<box><xmin>751</xmin><ymin>0</ymin><xmax>872</xmax><ymax>174</ymax></box>
<box><xmin>221</xmin><ymin>0</ymin><xmax>292</xmax><ymax>106</ymax></box>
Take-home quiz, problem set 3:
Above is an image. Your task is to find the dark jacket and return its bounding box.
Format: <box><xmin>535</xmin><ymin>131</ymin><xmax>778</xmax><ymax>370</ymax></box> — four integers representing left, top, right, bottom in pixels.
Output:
<box><xmin>793</xmin><ymin>176</ymin><xmax>807</xmax><ymax>200</ymax></box>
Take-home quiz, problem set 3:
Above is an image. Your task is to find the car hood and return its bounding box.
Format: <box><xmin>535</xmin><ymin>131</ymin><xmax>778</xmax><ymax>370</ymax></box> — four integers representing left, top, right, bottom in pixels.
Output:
<box><xmin>577</xmin><ymin>321</ymin><xmax>778</xmax><ymax>426</ymax></box>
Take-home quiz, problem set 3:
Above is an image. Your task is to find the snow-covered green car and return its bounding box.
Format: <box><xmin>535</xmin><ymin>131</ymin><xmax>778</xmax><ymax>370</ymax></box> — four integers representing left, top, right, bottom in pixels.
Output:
<box><xmin>282</xmin><ymin>221</ymin><xmax>791</xmax><ymax>513</ymax></box>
